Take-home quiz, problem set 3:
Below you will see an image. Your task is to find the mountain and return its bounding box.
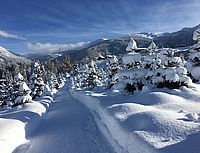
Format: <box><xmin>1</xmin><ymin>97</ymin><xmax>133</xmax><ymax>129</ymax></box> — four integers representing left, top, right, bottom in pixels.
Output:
<box><xmin>0</xmin><ymin>46</ymin><xmax>30</xmax><ymax>64</ymax></box>
<box><xmin>153</xmin><ymin>24</ymin><xmax>200</xmax><ymax>48</ymax></box>
<box><xmin>26</xmin><ymin>24</ymin><xmax>200</xmax><ymax>62</ymax></box>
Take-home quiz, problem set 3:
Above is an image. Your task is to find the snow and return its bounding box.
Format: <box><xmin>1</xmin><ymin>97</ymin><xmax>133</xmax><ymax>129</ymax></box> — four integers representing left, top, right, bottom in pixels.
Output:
<box><xmin>72</xmin><ymin>83</ymin><xmax>200</xmax><ymax>153</ymax></box>
<box><xmin>19</xmin><ymin>82</ymin><xmax>31</xmax><ymax>92</ymax></box>
<box><xmin>14</xmin><ymin>73</ymin><xmax>24</xmax><ymax>81</ymax></box>
<box><xmin>147</xmin><ymin>41</ymin><xmax>157</xmax><ymax>51</ymax></box>
<box><xmin>0</xmin><ymin>99</ymin><xmax>50</xmax><ymax>153</ymax></box>
<box><xmin>191</xmin><ymin>67</ymin><xmax>200</xmax><ymax>80</ymax></box>
<box><xmin>122</xmin><ymin>53</ymin><xmax>142</xmax><ymax>65</ymax></box>
<box><xmin>193</xmin><ymin>28</ymin><xmax>200</xmax><ymax>41</ymax></box>
<box><xmin>126</xmin><ymin>37</ymin><xmax>137</xmax><ymax>51</ymax></box>
<box><xmin>0</xmin><ymin>45</ymin><xmax>7</xmax><ymax>52</ymax></box>
<box><xmin>110</xmin><ymin>55</ymin><xmax>118</xmax><ymax>64</ymax></box>
<box><xmin>0</xmin><ymin>83</ymin><xmax>58</xmax><ymax>153</ymax></box>
<box><xmin>118</xmin><ymin>69</ymin><xmax>147</xmax><ymax>79</ymax></box>
<box><xmin>12</xmin><ymin>84</ymin><xmax>115</xmax><ymax>153</ymax></box>
<box><xmin>0</xmin><ymin>118</ymin><xmax>27</xmax><ymax>153</ymax></box>
<box><xmin>14</xmin><ymin>95</ymin><xmax>32</xmax><ymax>104</ymax></box>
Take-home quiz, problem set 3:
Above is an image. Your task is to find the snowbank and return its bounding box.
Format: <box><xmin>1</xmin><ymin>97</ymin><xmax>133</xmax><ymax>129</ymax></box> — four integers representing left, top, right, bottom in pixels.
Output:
<box><xmin>72</xmin><ymin>90</ymin><xmax>156</xmax><ymax>153</ymax></box>
<box><xmin>0</xmin><ymin>96</ymin><xmax>54</xmax><ymax>153</ymax></box>
<box><xmin>72</xmin><ymin>84</ymin><xmax>200</xmax><ymax>153</ymax></box>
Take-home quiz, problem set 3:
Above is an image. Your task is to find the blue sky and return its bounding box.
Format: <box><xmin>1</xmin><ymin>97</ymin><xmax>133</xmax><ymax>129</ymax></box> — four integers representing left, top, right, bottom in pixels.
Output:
<box><xmin>0</xmin><ymin>0</ymin><xmax>199</xmax><ymax>54</ymax></box>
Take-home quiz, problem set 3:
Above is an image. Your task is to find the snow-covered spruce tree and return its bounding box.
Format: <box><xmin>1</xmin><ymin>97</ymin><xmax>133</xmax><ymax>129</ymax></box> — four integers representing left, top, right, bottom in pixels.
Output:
<box><xmin>71</xmin><ymin>63</ymin><xmax>81</xmax><ymax>89</ymax></box>
<box><xmin>12</xmin><ymin>73</ymin><xmax>32</xmax><ymax>106</ymax></box>
<box><xmin>152</xmin><ymin>49</ymin><xmax>192</xmax><ymax>89</ymax></box>
<box><xmin>48</xmin><ymin>72</ymin><xmax>59</xmax><ymax>90</ymax></box>
<box><xmin>0</xmin><ymin>79</ymin><xmax>8</xmax><ymax>107</ymax></box>
<box><xmin>113</xmin><ymin>38</ymin><xmax>146</xmax><ymax>93</ymax></box>
<box><xmin>186</xmin><ymin>52</ymin><xmax>200</xmax><ymax>82</ymax></box>
<box><xmin>113</xmin><ymin>38</ymin><xmax>192</xmax><ymax>93</ymax></box>
<box><xmin>106</xmin><ymin>55</ymin><xmax>120</xmax><ymax>88</ymax></box>
<box><xmin>82</xmin><ymin>60</ymin><xmax>101</xmax><ymax>89</ymax></box>
<box><xmin>192</xmin><ymin>27</ymin><xmax>200</xmax><ymax>51</ymax></box>
<box><xmin>29</xmin><ymin>61</ymin><xmax>45</xmax><ymax>99</ymax></box>
<box><xmin>185</xmin><ymin>28</ymin><xmax>200</xmax><ymax>82</ymax></box>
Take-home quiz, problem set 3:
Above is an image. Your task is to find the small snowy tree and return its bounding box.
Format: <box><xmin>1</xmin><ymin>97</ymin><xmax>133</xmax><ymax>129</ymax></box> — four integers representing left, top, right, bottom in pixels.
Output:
<box><xmin>0</xmin><ymin>79</ymin><xmax>8</xmax><ymax>107</ymax></box>
<box><xmin>153</xmin><ymin>49</ymin><xmax>192</xmax><ymax>88</ymax></box>
<box><xmin>29</xmin><ymin>62</ymin><xmax>45</xmax><ymax>99</ymax></box>
<box><xmin>83</xmin><ymin>61</ymin><xmax>101</xmax><ymax>89</ymax></box>
<box><xmin>106</xmin><ymin>56</ymin><xmax>120</xmax><ymax>88</ymax></box>
<box><xmin>14</xmin><ymin>82</ymin><xmax>32</xmax><ymax>106</ymax></box>
<box><xmin>12</xmin><ymin>73</ymin><xmax>32</xmax><ymax>106</ymax></box>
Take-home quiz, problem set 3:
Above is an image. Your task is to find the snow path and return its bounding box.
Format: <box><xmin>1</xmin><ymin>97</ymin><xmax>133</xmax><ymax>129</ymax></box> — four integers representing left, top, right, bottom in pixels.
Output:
<box><xmin>13</xmin><ymin>85</ymin><xmax>115</xmax><ymax>153</ymax></box>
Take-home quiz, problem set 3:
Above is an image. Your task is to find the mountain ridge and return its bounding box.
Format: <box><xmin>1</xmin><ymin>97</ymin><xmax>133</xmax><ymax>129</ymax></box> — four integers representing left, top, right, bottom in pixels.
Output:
<box><xmin>25</xmin><ymin>24</ymin><xmax>200</xmax><ymax>62</ymax></box>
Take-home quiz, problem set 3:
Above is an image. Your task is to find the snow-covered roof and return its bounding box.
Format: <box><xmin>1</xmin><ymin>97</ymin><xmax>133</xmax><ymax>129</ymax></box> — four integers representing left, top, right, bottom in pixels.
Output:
<box><xmin>126</xmin><ymin>37</ymin><xmax>137</xmax><ymax>51</ymax></box>
<box><xmin>14</xmin><ymin>73</ymin><xmax>24</xmax><ymax>81</ymax></box>
<box><xmin>147</xmin><ymin>41</ymin><xmax>157</xmax><ymax>51</ymax></box>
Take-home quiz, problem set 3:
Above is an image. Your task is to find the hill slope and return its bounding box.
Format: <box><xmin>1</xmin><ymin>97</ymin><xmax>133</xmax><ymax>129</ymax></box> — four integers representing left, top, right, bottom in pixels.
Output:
<box><xmin>0</xmin><ymin>46</ymin><xmax>30</xmax><ymax>64</ymax></box>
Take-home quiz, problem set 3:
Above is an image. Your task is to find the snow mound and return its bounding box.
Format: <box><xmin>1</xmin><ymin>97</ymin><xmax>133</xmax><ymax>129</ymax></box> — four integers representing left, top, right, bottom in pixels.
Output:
<box><xmin>72</xmin><ymin>84</ymin><xmax>200</xmax><ymax>153</ymax></box>
<box><xmin>0</xmin><ymin>118</ymin><xmax>27</xmax><ymax>153</ymax></box>
<box><xmin>0</xmin><ymin>97</ymin><xmax>53</xmax><ymax>153</ymax></box>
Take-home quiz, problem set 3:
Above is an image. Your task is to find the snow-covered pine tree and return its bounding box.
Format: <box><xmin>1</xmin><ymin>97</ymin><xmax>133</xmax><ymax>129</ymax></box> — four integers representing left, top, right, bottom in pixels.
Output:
<box><xmin>186</xmin><ymin>52</ymin><xmax>200</xmax><ymax>82</ymax></box>
<box><xmin>106</xmin><ymin>55</ymin><xmax>120</xmax><ymax>88</ymax></box>
<box><xmin>185</xmin><ymin>28</ymin><xmax>200</xmax><ymax>82</ymax></box>
<box><xmin>193</xmin><ymin>27</ymin><xmax>200</xmax><ymax>51</ymax></box>
<box><xmin>48</xmin><ymin>73</ymin><xmax>59</xmax><ymax>90</ymax></box>
<box><xmin>153</xmin><ymin>49</ymin><xmax>192</xmax><ymax>88</ymax></box>
<box><xmin>29</xmin><ymin>61</ymin><xmax>45</xmax><ymax>99</ymax></box>
<box><xmin>84</xmin><ymin>60</ymin><xmax>101</xmax><ymax>89</ymax></box>
<box><xmin>0</xmin><ymin>79</ymin><xmax>8</xmax><ymax>107</ymax></box>
<box><xmin>113</xmin><ymin>39</ymin><xmax>146</xmax><ymax>93</ymax></box>
<box><xmin>12</xmin><ymin>73</ymin><xmax>32</xmax><ymax>106</ymax></box>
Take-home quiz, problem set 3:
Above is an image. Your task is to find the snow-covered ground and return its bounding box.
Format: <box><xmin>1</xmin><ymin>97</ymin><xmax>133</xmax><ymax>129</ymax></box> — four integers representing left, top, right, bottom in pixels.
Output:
<box><xmin>1</xmin><ymin>82</ymin><xmax>200</xmax><ymax>153</ymax></box>
<box><xmin>0</xmin><ymin>96</ymin><xmax>53</xmax><ymax>153</ymax></box>
<box><xmin>72</xmin><ymin>83</ymin><xmax>200</xmax><ymax>153</ymax></box>
<box><xmin>9</xmin><ymin>84</ymin><xmax>115</xmax><ymax>153</ymax></box>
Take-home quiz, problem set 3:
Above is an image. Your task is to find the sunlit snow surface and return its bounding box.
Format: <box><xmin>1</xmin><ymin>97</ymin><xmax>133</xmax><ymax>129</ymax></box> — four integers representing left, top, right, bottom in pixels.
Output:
<box><xmin>73</xmin><ymin>83</ymin><xmax>200</xmax><ymax>153</ymax></box>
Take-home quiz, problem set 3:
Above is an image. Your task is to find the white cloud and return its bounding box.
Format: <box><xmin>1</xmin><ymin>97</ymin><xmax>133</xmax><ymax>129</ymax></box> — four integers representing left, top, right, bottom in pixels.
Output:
<box><xmin>27</xmin><ymin>41</ymin><xmax>90</xmax><ymax>53</ymax></box>
<box><xmin>0</xmin><ymin>30</ymin><xmax>26</xmax><ymax>40</ymax></box>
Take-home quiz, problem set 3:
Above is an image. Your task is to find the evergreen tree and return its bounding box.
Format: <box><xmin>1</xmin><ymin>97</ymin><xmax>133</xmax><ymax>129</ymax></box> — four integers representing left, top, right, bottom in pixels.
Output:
<box><xmin>29</xmin><ymin>61</ymin><xmax>45</xmax><ymax>99</ymax></box>
<box><xmin>12</xmin><ymin>73</ymin><xmax>32</xmax><ymax>106</ymax></box>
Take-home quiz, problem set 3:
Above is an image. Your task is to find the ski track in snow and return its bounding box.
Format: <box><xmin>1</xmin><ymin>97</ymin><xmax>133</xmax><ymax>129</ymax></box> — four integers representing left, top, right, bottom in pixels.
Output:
<box><xmin>13</xmin><ymin>85</ymin><xmax>115</xmax><ymax>153</ymax></box>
